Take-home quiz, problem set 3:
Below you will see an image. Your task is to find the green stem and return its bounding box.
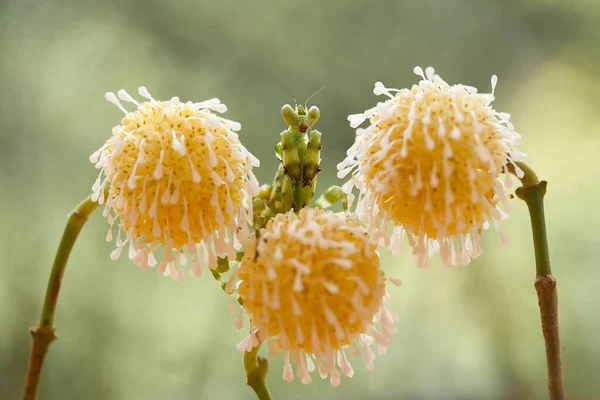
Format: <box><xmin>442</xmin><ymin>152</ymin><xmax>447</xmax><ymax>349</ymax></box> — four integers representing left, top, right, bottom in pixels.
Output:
<box><xmin>509</xmin><ymin>161</ymin><xmax>564</xmax><ymax>400</ymax></box>
<box><xmin>23</xmin><ymin>195</ymin><xmax>101</xmax><ymax>400</ymax></box>
<box><xmin>213</xmin><ymin>256</ymin><xmax>269</xmax><ymax>399</ymax></box>
<box><xmin>243</xmin><ymin>340</ymin><xmax>273</xmax><ymax>400</ymax></box>
<box><xmin>211</xmin><ymin>257</ymin><xmax>244</xmax><ymax>306</ymax></box>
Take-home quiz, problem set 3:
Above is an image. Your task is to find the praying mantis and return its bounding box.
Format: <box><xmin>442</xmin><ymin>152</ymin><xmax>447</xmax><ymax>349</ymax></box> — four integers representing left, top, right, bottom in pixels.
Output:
<box><xmin>214</xmin><ymin>97</ymin><xmax>350</xmax><ymax>286</ymax></box>
<box><xmin>253</xmin><ymin>100</ymin><xmax>349</xmax><ymax>233</ymax></box>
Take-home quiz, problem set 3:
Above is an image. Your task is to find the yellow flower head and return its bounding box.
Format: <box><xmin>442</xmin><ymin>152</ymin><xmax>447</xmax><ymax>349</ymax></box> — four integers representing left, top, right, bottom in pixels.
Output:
<box><xmin>338</xmin><ymin>67</ymin><xmax>525</xmax><ymax>267</ymax></box>
<box><xmin>90</xmin><ymin>87</ymin><xmax>259</xmax><ymax>280</ymax></box>
<box><xmin>234</xmin><ymin>208</ymin><xmax>397</xmax><ymax>386</ymax></box>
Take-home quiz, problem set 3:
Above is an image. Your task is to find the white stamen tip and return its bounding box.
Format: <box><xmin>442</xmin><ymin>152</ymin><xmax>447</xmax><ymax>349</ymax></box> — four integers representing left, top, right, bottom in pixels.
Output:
<box><xmin>138</xmin><ymin>86</ymin><xmax>152</xmax><ymax>99</ymax></box>
<box><xmin>373</xmin><ymin>81</ymin><xmax>386</xmax><ymax>95</ymax></box>
<box><xmin>413</xmin><ymin>66</ymin><xmax>424</xmax><ymax>78</ymax></box>
<box><xmin>117</xmin><ymin>89</ymin><xmax>132</xmax><ymax>102</ymax></box>
<box><xmin>425</xmin><ymin>66</ymin><xmax>435</xmax><ymax>79</ymax></box>
<box><xmin>104</xmin><ymin>92</ymin><xmax>119</xmax><ymax>104</ymax></box>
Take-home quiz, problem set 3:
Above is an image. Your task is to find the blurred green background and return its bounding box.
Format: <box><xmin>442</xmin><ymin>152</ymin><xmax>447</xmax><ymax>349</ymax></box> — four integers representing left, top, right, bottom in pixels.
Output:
<box><xmin>1</xmin><ymin>0</ymin><xmax>599</xmax><ymax>399</ymax></box>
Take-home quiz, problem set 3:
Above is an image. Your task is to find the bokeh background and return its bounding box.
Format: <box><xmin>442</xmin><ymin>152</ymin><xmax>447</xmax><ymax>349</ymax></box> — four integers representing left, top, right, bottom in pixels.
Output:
<box><xmin>1</xmin><ymin>0</ymin><xmax>599</xmax><ymax>399</ymax></box>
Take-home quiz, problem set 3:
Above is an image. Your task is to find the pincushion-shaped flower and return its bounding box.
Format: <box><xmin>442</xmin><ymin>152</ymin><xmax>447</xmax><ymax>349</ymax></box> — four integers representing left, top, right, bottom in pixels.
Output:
<box><xmin>234</xmin><ymin>208</ymin><xmax>398</xmax><ymax>386</ymax></box>
<box><xmin>90</xmin><ymin>87</ymin><xmax>259</xmax><ymax>280</ymax></box>
<box><xmin>338</xmin><ymin>66</ymin><xmax>525</xmax><ymax>267</ymax></box>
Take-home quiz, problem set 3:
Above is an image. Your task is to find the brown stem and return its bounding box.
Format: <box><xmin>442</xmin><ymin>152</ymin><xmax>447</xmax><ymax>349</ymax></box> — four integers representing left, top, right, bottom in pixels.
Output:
<box><xmin>535</xmin><ymin>275</ymin><xmax>563</xmax><ymax>399</ymax></box>
<box><xmin>509</xmin><ymin>161</ymin><xmax>564</xmax><ymax>400</ymax></box>
<box><xmin>23</xmin><ymin>326</ymin><xmax>57</xmax><ymax>400</ymax></box>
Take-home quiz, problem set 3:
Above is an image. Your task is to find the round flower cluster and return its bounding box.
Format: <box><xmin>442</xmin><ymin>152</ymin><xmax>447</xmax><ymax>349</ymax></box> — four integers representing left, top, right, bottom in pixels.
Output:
<box><xmin>91</xmin><ymin>87</ymin><xmax>259</xmax><ymax>280</ymax></box>
<box><xmin>338</xmin><ymin>66</ymin><xmax>525</xmax><ymax>267</ymax></box>
<box><xmin>235</xmin><ymin>208</ymin><xmax>397</xmax><ymax>386</ymax></box>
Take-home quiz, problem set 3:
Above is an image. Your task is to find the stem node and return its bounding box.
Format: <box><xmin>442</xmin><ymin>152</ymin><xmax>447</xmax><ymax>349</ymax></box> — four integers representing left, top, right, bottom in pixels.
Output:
<box><xmin>243</xmin><ymin>340</ymin><xmax>273</xmax><ymax>400</ymax></box>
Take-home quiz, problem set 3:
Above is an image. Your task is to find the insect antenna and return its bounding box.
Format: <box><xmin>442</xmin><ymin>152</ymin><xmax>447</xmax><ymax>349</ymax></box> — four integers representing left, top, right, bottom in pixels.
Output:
<box><xmin>252</xmin><ymin>63</ymin><xmax>297</xmax><ymax>106</ymax></box>
<box><xmin>304</xmin><ymin>84</ymin><xmax>329</xmax><ymax>107</ymax></box>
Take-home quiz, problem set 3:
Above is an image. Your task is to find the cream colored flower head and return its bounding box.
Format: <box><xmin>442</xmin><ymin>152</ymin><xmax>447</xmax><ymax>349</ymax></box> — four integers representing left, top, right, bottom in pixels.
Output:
<box><xmin>234</xmin><ymin>208</ymin><xmax>398</xmax><ymax>386</ymax></box>
<box><xmin>338</xmin><ymin>66</ymin><xmax>525</xmax><ymax>267</ymax></box>
<box><xmin>90</xmin><ymin>87</ymin><xmax>260</xmax><ymax>280</ymax></box>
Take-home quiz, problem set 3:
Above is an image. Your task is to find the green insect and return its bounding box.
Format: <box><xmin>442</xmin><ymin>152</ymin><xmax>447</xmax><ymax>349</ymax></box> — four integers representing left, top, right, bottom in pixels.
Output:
<box><xmin>251</xmin><ymin>88</ymin><xmax>349</xmax><ymax>234</ymax></box>
<box><xmin>215</xmin><ymin>92</ymin><xmax>351</xmax><ymax>281</ymax></box>
<box><xmin>279</xmin><ymin>102</ymin><xmax>321</xmax><ymax>211</ymax></box>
